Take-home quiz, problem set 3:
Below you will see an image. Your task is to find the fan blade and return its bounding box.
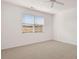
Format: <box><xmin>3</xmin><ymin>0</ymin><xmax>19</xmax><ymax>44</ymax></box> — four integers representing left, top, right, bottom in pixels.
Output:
<box><xmin>55</xmin><ymin>1</ymin><xmax>64</xmax><ymax>5</ymax></box>
<box><xmin>50</xmin><ymin>0</ymin><xmax>56</xmax><ymax>2</ymax></box>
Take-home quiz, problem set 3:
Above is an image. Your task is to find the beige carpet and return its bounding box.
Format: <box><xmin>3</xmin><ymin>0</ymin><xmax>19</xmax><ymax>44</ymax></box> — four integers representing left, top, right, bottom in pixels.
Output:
<box><xmin>2</xmin><ymin>40</ymin><xmax>77</xmax><ymax>59</ymax></box>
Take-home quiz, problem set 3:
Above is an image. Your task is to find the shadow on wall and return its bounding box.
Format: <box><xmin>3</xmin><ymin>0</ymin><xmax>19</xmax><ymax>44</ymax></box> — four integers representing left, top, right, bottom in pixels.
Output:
<box><xmin>53</xmin><ymin>8</ymin><xmax>77</xmax><ymax>45</ymax></box>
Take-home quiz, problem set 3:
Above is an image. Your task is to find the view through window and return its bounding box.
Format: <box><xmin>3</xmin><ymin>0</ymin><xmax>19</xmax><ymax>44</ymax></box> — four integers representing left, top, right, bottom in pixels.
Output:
<box><xmin>22</xmin><ymin>15</ymin><xmax>44</xmax><ymax>33</ymax></box>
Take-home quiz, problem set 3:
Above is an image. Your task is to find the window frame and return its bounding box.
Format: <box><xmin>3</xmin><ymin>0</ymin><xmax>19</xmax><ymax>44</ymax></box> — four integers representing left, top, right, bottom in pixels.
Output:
<box><xmin>22</xmin><ymin>14</ymin><xmax>44</xmax><ymax>33</ymax></box>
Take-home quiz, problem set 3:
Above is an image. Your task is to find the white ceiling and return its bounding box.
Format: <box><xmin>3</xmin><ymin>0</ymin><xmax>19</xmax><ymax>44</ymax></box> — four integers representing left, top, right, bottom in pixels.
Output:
<box><xmin>2</xmin><ymin>0</ymin><xmax>77</xmax><ymax>14</ymax></box>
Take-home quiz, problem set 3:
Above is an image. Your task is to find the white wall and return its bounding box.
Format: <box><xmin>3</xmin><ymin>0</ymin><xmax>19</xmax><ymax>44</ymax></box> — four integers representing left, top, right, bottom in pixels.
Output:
<box><xmin>2</xmin><ymin>1</ymin><xmax>77</xmax><ymax>49</ymax></box>
<box><xmin>52</xmin><ymin>8</ymin><xmax>77</xmax><ymax>45</ymax></box>
<box><xmin>1</xmin><ymin>2</ymin><xmax>53</xmax><ymax>49</ymax></box>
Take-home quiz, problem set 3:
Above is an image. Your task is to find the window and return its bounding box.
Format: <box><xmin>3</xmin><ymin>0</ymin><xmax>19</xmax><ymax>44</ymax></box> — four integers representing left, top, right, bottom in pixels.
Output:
<box><xmin>22</xmin><ymin>15</ymin><xmax>44</xmax><ymax>33</ymax></box>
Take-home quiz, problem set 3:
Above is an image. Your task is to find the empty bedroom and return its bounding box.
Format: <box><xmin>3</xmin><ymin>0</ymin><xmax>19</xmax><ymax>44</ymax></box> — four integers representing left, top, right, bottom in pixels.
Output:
<box><xmin>1</xmin><ymin>0</ymin><xmax>77</xmax><ymax>59</ymax></box>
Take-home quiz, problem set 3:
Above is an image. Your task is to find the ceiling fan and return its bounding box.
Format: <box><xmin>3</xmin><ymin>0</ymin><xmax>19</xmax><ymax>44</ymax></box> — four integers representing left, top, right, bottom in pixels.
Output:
<box><xmin>46</xmin><ymin>0</ymin><xmax>64</xmax><ymax>8</ymax></box>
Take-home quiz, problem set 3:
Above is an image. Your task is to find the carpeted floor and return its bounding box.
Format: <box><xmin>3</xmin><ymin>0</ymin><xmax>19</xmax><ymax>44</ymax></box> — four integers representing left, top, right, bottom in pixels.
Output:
<box><xmin>2</xmin><ymin>40</ymin><xmax>77</xmax><ymax>59</ymax></box>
